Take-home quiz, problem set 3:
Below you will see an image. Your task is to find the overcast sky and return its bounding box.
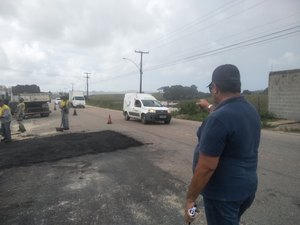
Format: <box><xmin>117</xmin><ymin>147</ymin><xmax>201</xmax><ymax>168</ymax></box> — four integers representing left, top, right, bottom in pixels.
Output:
<box><xmin>1</xmin><ymin>0</ymin><xmax>299</xmax><ymax>93</ymax></box>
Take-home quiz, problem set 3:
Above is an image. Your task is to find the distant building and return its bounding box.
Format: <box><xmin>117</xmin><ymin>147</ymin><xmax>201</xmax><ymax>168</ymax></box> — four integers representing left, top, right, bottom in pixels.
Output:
<box><xmin>268</xmin><ymin>69</ymin><xmax>300</xmax><ymax>121</ymax></box>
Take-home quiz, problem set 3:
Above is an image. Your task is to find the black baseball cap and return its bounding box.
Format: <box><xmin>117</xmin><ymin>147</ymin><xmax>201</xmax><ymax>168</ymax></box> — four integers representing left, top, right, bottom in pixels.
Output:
<box><xmin>208</xmin><ymin>64</ymin><xmax>240</xmax><ymax>87</ymax></box>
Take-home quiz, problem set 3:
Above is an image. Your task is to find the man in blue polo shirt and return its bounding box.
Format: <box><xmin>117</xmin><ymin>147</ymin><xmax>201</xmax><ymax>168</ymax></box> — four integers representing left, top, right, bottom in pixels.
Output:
<box><xmin>184</xmin><ymin>64</ymin><xmax>261</xmax><ymax>225</ymax></box>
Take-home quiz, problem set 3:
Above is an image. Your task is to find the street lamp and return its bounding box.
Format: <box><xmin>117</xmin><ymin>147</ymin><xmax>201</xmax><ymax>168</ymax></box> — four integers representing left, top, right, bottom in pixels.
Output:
<box><xmin>122</xmin><ymin>57</ymin><xmax>142</xmax><ymax>93</ymax></box>
<box><xmin>123</xmin><ymin>50</ymin><xmax>149</xmax><ymax>93</ymax></box>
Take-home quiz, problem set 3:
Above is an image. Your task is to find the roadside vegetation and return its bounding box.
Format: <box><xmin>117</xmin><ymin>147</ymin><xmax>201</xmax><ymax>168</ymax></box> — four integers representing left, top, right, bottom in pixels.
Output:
<box><xmin>87</xmin><ymin>85</ymin><xmax>290</xmax><ymax>130</ymax></box>
<box><xmin>88</xmin><ymin>94</ymin><xmax>124</xmax><ymax>111</ymax></box>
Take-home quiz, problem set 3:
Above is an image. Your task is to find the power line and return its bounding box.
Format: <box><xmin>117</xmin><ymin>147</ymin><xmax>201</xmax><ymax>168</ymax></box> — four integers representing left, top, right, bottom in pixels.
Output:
<box><xmin>94</xmin><ymin>26</ymin><xmax>299</xmax><ymax>84</ymax></box>
<box><xmin>2</xmin><ymin>1</ymin><xmax>299</xmax><ymax>87</ymax></box>
<box><xmin>144</xmin><ymin>0</ymin><xmax>243</xmax><ymax>48</ymax></box>
<box><xmin>3</xmin><ymin>25</ymin><xmax>299</xmax><ymax>85</ymax></box>
<box><xmin>167</xmin><ymin>13</ymin><xmax>300</xmax><ymax>62</ymax></box>
<box><xmin>82</xmin><ymin>2</ymin><xmax>298</xmax><ymax>80</ymax></box>
<box><xmin>147</xmin><ymin>0</ymin><xmax>268</xmax><ymax>52</ymax></box>
<box><xmin>74</xmin><ymin>8</ymin><xmax>300</xmax><ymax>83</ymax></box>
<box><xmin>144</xmin><ymin>25</ymin><xmax>300</xmax><ymax>72</ymax></box>
<box><xmin>81</xmin><ymin>0</ymin><xmax>244</xmax><ymax>77</ymax></box>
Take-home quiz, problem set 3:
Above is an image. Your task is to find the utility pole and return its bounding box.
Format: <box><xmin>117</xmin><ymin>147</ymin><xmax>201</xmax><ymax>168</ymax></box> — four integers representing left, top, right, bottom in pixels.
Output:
<box><xmin>135</xmin><ymin>50</ymin><xmax>149</xmax><ymax>93</ymax></box>
<box><xmin>84</xmin><ymin>72</ymin><xmax>91</xmax><ymax>100</ymax></box>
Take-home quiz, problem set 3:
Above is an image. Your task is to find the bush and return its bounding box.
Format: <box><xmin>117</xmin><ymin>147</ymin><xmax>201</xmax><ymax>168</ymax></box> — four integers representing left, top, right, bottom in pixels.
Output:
<box><xmin>244</xmin><ymin>95</ymin><xmax>268</xmax><ymax>115</ymax></box>
<box><xmin>173</xmin><ymin>101</ymin><xmax>208</xmax><ymax>121</ymax></box>
<box><xmin>260</xmin><ymin>111</ymin><xmax>276</xmax><ymax>120</ymax></box>
<box><xmin>87</xmin><ymin>94</ymin><xmax>124</xmax><ymax>110</ymax></box>
<box><xmin>178</xmin><ymin>101</ymin><xmax>199</xmax><ymax>115</ymax></box>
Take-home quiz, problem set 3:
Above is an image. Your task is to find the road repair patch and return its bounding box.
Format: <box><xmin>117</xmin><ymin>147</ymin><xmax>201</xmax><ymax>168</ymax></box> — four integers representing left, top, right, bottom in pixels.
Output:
<box><xmin>0</xmin><ymin>130</ymin><xmax>143</xmax><ymax>170</ymax></box>
<box><xmin>0</xmin><ymin>130</ymin><xmax>189</xmax><ymax>225</ymax></box>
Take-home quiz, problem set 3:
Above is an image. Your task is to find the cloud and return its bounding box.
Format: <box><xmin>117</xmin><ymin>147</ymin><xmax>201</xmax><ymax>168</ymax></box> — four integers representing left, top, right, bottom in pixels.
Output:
<box><xmin>0</xmin><ymin>0</ymin><xmax>299</xmax><ymax>92</ymax></box>
<box><xmin>281</xmin><ymin>52</ymin><xmax>300</xmax><ymax>64</ymax></box>
<box><xmin>0</xmin><ymin>0</ymin><xmax>19</xmax><ymax>19</ymax></box>
<box><xmin>270</xmin><ymin>51</ymin><xmax>300</xmax><ymax>71</ymax></box>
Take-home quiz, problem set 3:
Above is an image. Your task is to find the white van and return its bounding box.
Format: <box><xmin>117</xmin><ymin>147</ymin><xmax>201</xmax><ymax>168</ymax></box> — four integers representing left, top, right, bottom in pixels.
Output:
<box><xmin>123</xmin><ymin>93</ymin><xmax>172</xmax><ymax>124</ymax></box>
<box><xmin>69</xmin><ymin>91</ymin><xmax>86</xmax><ymax>108</ymax></box>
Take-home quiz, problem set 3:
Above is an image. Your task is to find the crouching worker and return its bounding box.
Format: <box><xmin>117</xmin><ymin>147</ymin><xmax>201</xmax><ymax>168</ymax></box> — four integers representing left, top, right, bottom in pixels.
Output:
<box><xmin>0</xmin><ymin>99</ymin><xmax>12</xmax><ymax>143</ymax></box>
<box><xmin>60</xmin><ymin>96</ymin><xmax>69</xmax><ymax>130</ymax></box>
<box><xmin>16</xmin><ymin>98</ymin><xmax>26</xmax><ymax>132</ymax></box>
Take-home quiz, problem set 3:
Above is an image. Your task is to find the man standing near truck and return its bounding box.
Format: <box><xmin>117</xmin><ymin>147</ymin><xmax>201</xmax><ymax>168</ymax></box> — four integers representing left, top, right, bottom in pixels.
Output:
<box><xmin>15</xmin><ymin>98</ymin><xmax>26</xmax><ymax>133</ymax></box>
<box><xmin>0</xmin><ymin>99</ymin><xmax>12</xmax><ymax>143</ymax></box>
<box><xmin>59</xmin><ymin>96</ymin><xmax>69</xmax><ymax>130</ymax></box>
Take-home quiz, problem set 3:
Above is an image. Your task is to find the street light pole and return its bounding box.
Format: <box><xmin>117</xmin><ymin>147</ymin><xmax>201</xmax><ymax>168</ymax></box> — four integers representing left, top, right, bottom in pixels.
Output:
<box><xmin>84</xmin><ymin>72</ymin><xmax>91</xmax><ymax>100</ymax></box>
<box><xmin>135</xmin><ymin>50</ymin><xmax>149</xmax><ymax>93</ymax></box>
<box><xmin>123</xmin><ymin>50</ymin><xmax>149</xmax><ymax>93</ymax></box>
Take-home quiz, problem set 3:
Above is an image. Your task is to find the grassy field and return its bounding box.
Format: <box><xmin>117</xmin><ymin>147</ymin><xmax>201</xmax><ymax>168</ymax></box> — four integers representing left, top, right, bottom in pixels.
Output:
<box><xmin>87</xmin><ymin>92</ymin><xmax>166</xmax><ymax>111</ymax></box>
<box><xmin>87</xmin><ymin>93</ymin><xmax>299</xmax><ymax>131</ymax></box>
<box><xmin>244</xmin><ymin>94</ymin><xmax>268</xmax><ymax>116</ymax></box>
<box><xmin>88</xmin><ymin>94</ymin><xmax>124</xmax><ymax>111</ymax></box>
<box><xmin>87</xmin><ymin>93</ymin><xmax>269</xmax><ymax>120</ymax></box>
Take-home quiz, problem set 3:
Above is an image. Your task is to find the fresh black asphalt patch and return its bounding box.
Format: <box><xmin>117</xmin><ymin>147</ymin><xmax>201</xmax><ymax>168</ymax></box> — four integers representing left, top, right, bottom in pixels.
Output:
<box><xmin>0</xmin><ymin>130</ymin><xmax>188</xmax><ymax>225</ymax></box>
<box><xmin>0</xmin><ymin>130</ymin><xmax>143</xmax><ymax>170</ymax></box>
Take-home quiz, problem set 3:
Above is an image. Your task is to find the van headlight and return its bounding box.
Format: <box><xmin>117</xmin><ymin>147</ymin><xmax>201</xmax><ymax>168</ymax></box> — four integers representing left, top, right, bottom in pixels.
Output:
<box><xmin>148</xmin><ymin>109</ymin><xmax>156</xmax><ymax>113</ymax></box>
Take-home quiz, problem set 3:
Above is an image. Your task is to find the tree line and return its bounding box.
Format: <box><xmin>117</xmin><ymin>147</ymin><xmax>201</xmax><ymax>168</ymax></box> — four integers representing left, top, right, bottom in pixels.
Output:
<box><xmin>158</xmin><ymin>85</ymin><xmax>268</xmax><ymax>100</ymax></box>
<box><xmin>158</xmin><ymin>85</ymin><xmax>210</xmax><ymax>100</ymax></box>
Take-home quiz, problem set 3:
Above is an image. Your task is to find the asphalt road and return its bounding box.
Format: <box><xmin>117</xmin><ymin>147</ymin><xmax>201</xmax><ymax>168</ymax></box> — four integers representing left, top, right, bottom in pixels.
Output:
<box><xmin>1</xmin><ymin>103</ymin><xmax>299</xmax><ymax>225</ymax></box>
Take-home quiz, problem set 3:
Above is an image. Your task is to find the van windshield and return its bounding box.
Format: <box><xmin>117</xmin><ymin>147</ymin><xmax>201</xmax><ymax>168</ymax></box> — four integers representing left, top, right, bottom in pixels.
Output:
<box><xmin>142</xmin><ymin>100</ymin><xmax>162</xmax><ymax>107</ymax></box>
<box><xmin>74</xmin><ymin>96</ymin><xmax>85</xmax><ymax>100</ymax></box>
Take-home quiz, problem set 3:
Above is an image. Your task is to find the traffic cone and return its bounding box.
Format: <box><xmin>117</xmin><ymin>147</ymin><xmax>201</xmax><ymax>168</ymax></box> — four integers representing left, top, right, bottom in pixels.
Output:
<box><xmin>73</xmin><ymin>108</ymin><xmax>77</xmax><ymax>116</ymax></box>
<box><xmin>107</xmin><ymin>114</ymin><xmax>112</xmax><ymax>124</ymax></box>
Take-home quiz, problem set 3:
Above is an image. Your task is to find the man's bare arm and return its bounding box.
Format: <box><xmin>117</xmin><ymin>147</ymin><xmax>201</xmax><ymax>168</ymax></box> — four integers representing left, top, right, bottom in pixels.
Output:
<box><xmin>184</xmin><ymin>153</ymin><xmax>219</xmax><ymax>223</ymax></box>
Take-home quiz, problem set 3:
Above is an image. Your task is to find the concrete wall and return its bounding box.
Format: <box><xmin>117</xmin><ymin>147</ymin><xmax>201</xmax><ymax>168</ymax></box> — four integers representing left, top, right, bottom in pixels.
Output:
<box><xmin>268</xmin><ymin>69</ymin><xmax>300</xmax><ymax>121</ymax></box>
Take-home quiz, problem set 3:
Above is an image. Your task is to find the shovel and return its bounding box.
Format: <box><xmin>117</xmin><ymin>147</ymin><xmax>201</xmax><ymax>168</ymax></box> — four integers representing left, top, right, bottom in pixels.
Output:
<box><xmin>56</xmin><ymin>122</ymin><xmax>64</xmax><ymax>132</ymax></box>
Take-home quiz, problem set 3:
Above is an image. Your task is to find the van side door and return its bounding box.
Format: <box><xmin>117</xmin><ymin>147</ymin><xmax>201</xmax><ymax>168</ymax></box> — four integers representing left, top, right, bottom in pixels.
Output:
<box><xmin>131</xmin><ymin>99</ymin><xmax>142</xmax><ymax>118</ymax></box>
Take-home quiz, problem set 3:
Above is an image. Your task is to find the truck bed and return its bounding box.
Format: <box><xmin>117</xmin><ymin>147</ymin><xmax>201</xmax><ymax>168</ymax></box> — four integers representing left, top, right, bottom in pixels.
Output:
<box><xmin>12</xmin><ymin>92</ymin><xmax>50</xmax><ymax>102</ymax></box>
